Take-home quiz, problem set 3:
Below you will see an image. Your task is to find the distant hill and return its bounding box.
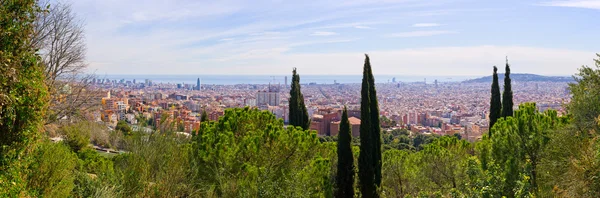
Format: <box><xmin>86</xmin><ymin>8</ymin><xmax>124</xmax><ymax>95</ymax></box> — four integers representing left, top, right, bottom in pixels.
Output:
<box><xmin>463</xmin><ymin>73</ymin><xmax>573</xmax><ymax>83</ymax></box>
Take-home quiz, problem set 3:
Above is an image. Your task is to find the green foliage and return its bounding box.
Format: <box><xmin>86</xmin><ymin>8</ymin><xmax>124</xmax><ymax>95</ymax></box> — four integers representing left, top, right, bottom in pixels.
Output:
<box><xmin>359</xmin><ymin>54</ymin><xmax>382</xmax><ymax>197</ymax></box>
<box><xmin>568</xmin><ymin>53</ymin><xmax>600</xmax><ymax>132</ymax></box>
<box><xmin>113</xmin><ymin>153</ymin><xmax>150</xmax><ymax>196</ymax></box>
<box><xmin>289</xmin><ymin>68</ymin><xmax>310</xmax><ymax>130</ymax></box>
<box><xmin>412</xmin><ymin>133</ymin><xmax>439</xmax><ymax>151</ymax></box>
<box><xmin>501</xmin><ymin>60</ymin><xmax>514</xmax><ymax>118</ymax></box>
<box><xmin>114</xmin><ymin>132</ymin><xmax>194</xmax><ymax>197</ymax></box>
<box><xmin>418</xmin><ymin>136</ymin><xmax>472</xmax><ymax>193</ymax></box>
<box><xmin>115</xmin><ymin>120</ymin><xmax>132</xmax><ymax>136</ymax></box>
<box><xmin>0</xmin><ymin>1</ymin><xmax>49</xmax><ymax>196</ymax></box>
<box><xmin>489</xmin><ymin>66</ymin><xmax>502</xmax><ymax>134</ymax></box>
<box><xmin>61</xmin><ymin>122</ymin><xmax>92</xmax><ymax>152</ymax></box>
<box><xmin>191</xmin><ymin>107</ymin><xmax>330</xmax><ymax>197</ymax></box>
<box><xmin>201</xmin><ymin>108</ymin><xmax>209</xmax><ymax>122</ymax></box>
<box><xmin>382</xmin><ymin>131</ymin><xmax>412</xmax><ymax>151</ymax></box>
<box><xmin>381</xmin><ymin>149</ymin><xmax>415</xmax><ymax>197</ymax></box>
<box><xmin>27</xmin><ymin>141</ymin><xmax>78</xmax><ymax>198</ymax></box>
<box><xmin>77</xmin><ymin>148</ymin><xmax>115</xmax><ymax>176</ymax></box>
<box><xmin>0</xmin><ymin>4</ymin><xmax>598</xmax><ymax>196</ymax></box>
<box><xmin>490</xmin><ymin>103</ymin><xmax>568</xmax><ymax>196</ymax></box>
<box><xmin>0</xmin><ymin>0</ymin><xmax>48</xmax><ymax>153</ymax></box>
<box><xmin>72</xmin><ymin>148</ymin><xmax>117</xmax><ymax>197</ymax></box>
<box><xmin>136</xmin><ymin>115</ymin><xmax>148</xmax><ymax>127</ymax></box>
<box><xmin>336</xmin><ymin>107</ymin><xmax>355</xmax><ymax>197</ymax></box>
<box><xmin>539</xmin><ymin>55</ymin><xmax>600</xmax><ymax>197</ymax></box>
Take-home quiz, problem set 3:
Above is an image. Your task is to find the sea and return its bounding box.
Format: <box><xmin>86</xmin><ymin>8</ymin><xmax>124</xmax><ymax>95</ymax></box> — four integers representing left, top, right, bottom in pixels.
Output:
<box><xmin>97</xmin><ymin>75</ymin><xmax>479</xmax><ymax>85</ymax></box>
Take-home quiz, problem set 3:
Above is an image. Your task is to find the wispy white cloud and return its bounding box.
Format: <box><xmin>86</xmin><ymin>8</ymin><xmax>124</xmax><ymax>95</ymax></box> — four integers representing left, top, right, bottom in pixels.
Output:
<box><xmin>388</xmin><ymin>30</ymin><xmax>456</xmax><ymax>37</ymax></box>
<box><xmin>88</xmin><ymin>45</ymin><xmax>594</xmax><ymax>75</ymax></box>
<box><xmin>311</xmin><ymin>31</ymin><xmax>339</xmax><ymax>36</ymax></box>
<box><xmin>539</xmin><ymin>0</ymin><xmax>600</xmax><ymax>10</ymax></box>
<box><xmin>69</xmin><ymin>0</ymin><xmax>596</xmax><ymax>76</ymax></box>
<box><xmin>289</xmin><ymin>38</ymin><xmax>359</xmax><ymax>47</ymax></box>
<box><xmin>354</xmin><ymin>25</ymin><xmax>374</xmax><ymax>29</ymax></box>
<box><xmin>219</xmin><ymin>38</ymin><xmax>235</xmax><ymax>42</ymax></box>
<box><xmin>412</xmin><ymin>23</ymin><xmax>441</xmax><ymax>27</ymax></box>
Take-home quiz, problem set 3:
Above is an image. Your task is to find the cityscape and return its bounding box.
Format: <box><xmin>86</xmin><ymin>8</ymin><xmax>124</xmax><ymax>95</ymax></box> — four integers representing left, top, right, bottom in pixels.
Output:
<box><xmin>3</xmin><ymin>0</ymin><xmax>600</xmax><ymax>197</ymax></box>
<box><xmin>92</xmin><ymin>74</ymin><xmax>570</xmax><ymax>142</ymax></box>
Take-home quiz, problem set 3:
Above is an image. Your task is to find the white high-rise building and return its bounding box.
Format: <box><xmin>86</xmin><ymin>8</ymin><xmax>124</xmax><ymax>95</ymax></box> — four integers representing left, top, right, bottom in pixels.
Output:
<box><xmin>256</xmin><ymin>84</ymin><xmax>280</xmax><ymax>106</ymax></box>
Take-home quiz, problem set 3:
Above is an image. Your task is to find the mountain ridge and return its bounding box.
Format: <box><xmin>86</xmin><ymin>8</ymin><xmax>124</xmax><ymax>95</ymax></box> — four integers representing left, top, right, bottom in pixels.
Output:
<box><xmin>463</xmin><ymin>73</ymin><xmax>573</xmax><ymax>83</ymax></box>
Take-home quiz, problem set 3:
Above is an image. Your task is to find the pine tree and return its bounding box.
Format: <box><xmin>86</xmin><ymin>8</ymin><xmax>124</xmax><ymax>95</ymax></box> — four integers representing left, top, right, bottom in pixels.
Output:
<box><xmin>358</xmin><ymin>54</ymin><xmax>381</xmax><ymax>198</ymax></box>
<box><xmin>335</xmin><ymin>107</ymin><xmax>354</xmax><ymax>197</ymax></box>
<box><xmin>502</xmin><ymin>59</ymin><xmax>514</xmax><ymax>118</ymax></box>
<box><xmin>489</xmin><ymin>66</ymin><xmax>502</xmax><ymax>135</ymax></box>
<box><xmin>289</xmin><ymin>68</ymin><xmax>310</xmax><ymax>130</ymax></box>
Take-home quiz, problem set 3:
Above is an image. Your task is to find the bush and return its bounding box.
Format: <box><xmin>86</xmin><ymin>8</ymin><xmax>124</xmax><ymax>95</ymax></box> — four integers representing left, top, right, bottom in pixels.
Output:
<box><xmin>116</xmin><ymin>120</ymin><xmax>132</xmax><ymax>136</ymax></box>
<box><xmin>61</xmin><ymin>122</ymin><xmax>92</xmax><ymax>152</ymax></box>
<box><xmin>27</xmin><ymin>141</ymin><xmax>77</xmax><ymax>198</ymax></box>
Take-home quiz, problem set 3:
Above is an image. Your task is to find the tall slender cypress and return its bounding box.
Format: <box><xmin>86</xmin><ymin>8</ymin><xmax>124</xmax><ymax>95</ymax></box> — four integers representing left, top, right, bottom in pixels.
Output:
<box><xmin>501</xmin><ymin>59</ymin><xmax>514</xmax><ymax>118</ymax></box>
<box><xmin>289</xmin><ymin>68</ymin><xmax>298</xmax><ymax>126</ymax></box>
<box><xmin>201</xmin><ymin>108</ymin><xmax>209</xmax><ymax>122</ymax></box>
<box><xmin>489</xmin><ymin>66</ymin><xmax>502</xmax><ymax>135</ymax></box>
<box><xmin>335</xmin><ymin>107</ymin><xmax>355</xmax><ymax>197</ymax></box>
<box><xmin>289</xmin><ymin>68</ymin><xmax>310</xmax><ymax>130</ymax></box>
<box><xmin>358</xmin><ymin>54</ymin><xmax>380</xmax><ymax>198</ymax></box>
<box><xmin>367</xmin><ymin>57</ymin><xmax>382</xmax><ymax>186</ymax></box>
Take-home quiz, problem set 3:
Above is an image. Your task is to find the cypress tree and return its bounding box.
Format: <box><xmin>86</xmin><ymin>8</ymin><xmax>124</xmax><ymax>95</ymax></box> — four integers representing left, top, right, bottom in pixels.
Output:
<box><xmin>501</xmin><ymin>59</ymin><xmax>514</xmax><ymax>118</ymax></box>
<box><xmin>289</xmin><ymin>69</ymin><xmax>298</xmax><ymax>126</ymax></box>
<box><xmin>489</xmin><ymin>66</ymin><xmax>502</xmax><ymax>135</ymax></box>
<box><xmin>299</xmin><ymin>88</ymin><xmax>310</xmax><ymax>130</ymax></box>
<box><xmin>289</xmin><ymin>68</ymin><xmax>310</xmax><ymax>130</ymax></box>
<box><xmin>335</xmin><ymin>106</ymin><xmax>354</xmax><ymax>197</ymax></box>
<box><xmin>358</xmin><ymin>54</ymin><xmax>380</xmax><ymax>198</ymax></box>
<box><xmin>201</xmin><ymin>108</ymin><xmax>209</xmax><ymax>122</ymax></box>
<box><xmin>367</xmin><ymin>57</ymin><xmax>382</xmax><ymax>186</ymax></box>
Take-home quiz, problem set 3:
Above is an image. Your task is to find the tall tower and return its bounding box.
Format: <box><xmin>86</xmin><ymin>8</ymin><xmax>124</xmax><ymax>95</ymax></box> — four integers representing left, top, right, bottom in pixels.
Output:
<box><xmin>285</xmin><ymin>76</ymin><xmax>288</xmax><ymax>88</ymax></box>
<box><xmin>196</xmin><ymin>78</ymin><xmax>201</xmax><ymax>90</ymax></box>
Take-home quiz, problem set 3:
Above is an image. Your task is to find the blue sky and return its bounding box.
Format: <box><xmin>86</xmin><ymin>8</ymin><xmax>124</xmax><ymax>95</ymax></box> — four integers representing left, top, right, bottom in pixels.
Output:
<box><xmin>70</xmin><ymin>0</ymin><xmax>600</xmax><ymax>75</ymax></box>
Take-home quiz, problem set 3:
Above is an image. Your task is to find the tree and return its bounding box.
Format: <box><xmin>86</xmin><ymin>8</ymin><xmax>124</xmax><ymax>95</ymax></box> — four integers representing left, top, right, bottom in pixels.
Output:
<box><xmin>190</xmin><ymin>107</ymin><xmax>330</xmax><ymax>197</ymax></box>
<box><xmin>491</xmin><ymin>103</ymin><xmax>568</xmax><ymax>196</ymax></box>
<box><xmin>359</xmin><ymin>54</ymin><xmax>382</xmax><ymax>197</ymax></box>
<box><xmin>33</xmin><ymin>1</ymin><xmax>101</xmax><ymax>125</ymax></box>
<box><xmin>489</xmin><ymin>66</ymin><xmax>502</xmax><ymax>135</ymax></box>
<box><xmin>27</xmin><ymin>141</ymin><xmax>77</xmax><ymax>198</ymax></box>
<box><xmin>381</xmin><ymin>149</ymin><xmax>414</xmax><ymax>197</ymax></box>
<box><xmin>289</xmin><ymin>68</ymin><xmax>310</xmax><ymax>130</ymax></box>
<box><xmin>116</xmin><ymin>120</ymin><xmax>132</xmax><ymax>136</ymax></box>
<box><xmin>453</xmin><ymin>133</ymin><xmax>462</xmax><ymax>140</ymax></box>
<box><xmin>501</xmin><ymin>59</ymin><xmax>514</xmax><ymax>118</ymax></box>
<box><xmin>201</xmin><ymin>108</ymin><xmax>209</xmax><ymax>122</ymax></box>
<box><xmin>418</xmin><ymin>136</ymin><xmax>471</xmax><ymax>194</ymax></box>
<box><xmin>0</xmin><ymin>1</ymin><xmax>49</xmax><ymax>195</ymax></box>
<box><xmin>336</xmin><ymin>107</ymin><xmax>355</xmax><ymax>197</ymax></box>
<box><xmin>567</xmin><ymin>53</ymin><xmax>600</xmax><ymax>132</ymax></box>
<box><xmin>61</xmin><ymin>122</ymin><xmax>91</xmax><ymax>152</ymax></box>
<box><xmin>540</xmin><ymin>55</ymin><xmax>600</xmax><ymax>197</ymax></box>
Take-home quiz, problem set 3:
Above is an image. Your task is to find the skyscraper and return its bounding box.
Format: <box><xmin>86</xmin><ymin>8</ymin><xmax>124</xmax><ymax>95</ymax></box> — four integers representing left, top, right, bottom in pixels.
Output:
<box><xmin>196</xmin><ymin>78</ymin><xmax>201</xmax><ymax>90</ymax></box>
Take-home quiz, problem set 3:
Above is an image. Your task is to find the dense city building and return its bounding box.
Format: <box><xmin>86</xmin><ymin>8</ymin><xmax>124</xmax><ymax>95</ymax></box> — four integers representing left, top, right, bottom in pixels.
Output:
<box><xmin>90</xmin><ymin>77</ymin><xmax>570</xmax><ymax>141</ymax></box>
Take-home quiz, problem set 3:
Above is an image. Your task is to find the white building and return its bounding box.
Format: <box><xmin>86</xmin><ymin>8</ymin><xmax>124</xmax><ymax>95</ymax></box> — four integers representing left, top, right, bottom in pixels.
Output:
<box><xmin>256</xmin><ymin>85</ymin><xmax>280</xmax><ymax>106</ymax></box>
